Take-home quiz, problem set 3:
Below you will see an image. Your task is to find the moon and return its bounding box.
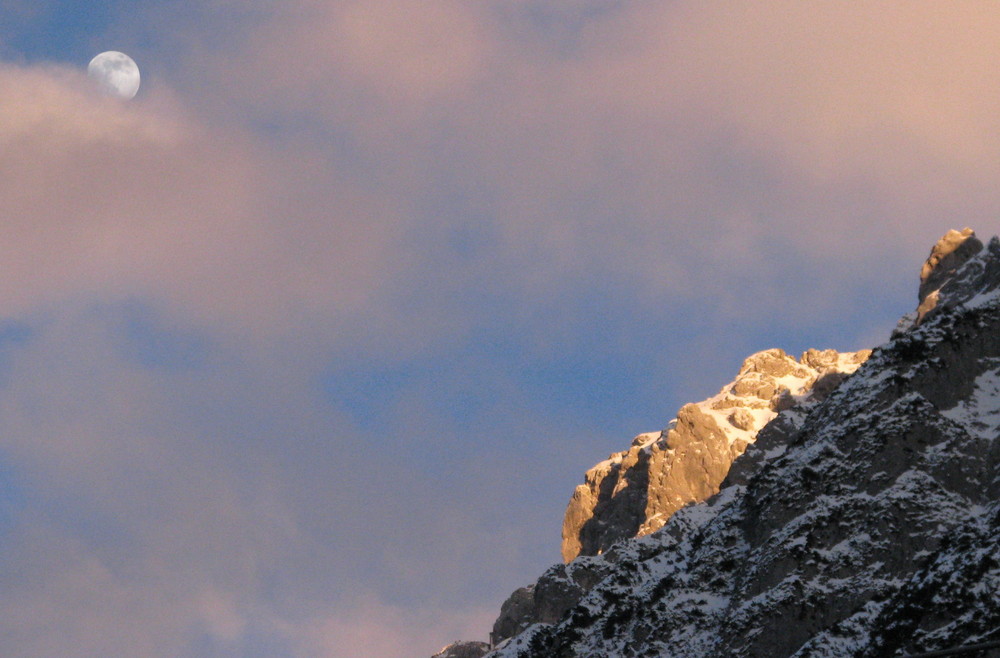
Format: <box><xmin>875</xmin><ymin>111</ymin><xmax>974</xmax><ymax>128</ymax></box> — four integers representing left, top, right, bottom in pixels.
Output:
<box><xmin>87</xmin><ymin>51</ymin><xmax>140</xmax><ymax>100</ymax></box>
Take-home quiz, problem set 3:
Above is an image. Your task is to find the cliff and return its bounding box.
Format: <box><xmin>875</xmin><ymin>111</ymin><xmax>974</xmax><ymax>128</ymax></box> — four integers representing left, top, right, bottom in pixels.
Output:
<box><xmin>561</xmin><ymin>346</ymin><xmax>870</xmax><ymax>562</ymax></box>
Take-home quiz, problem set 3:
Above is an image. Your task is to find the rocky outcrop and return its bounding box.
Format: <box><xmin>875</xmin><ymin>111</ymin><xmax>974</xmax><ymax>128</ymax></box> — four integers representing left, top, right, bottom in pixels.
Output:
<box><xmin>431</xmin><ymin>641</ymin><xmax>490</xmax><ymax>658</ymax></box>
<box><xmin>916</xmin><ymin>227</ymin><xmax>983</xmax><ymax>323</ymax></box>
<box><xmin>482</xmin><ymin>231</ymin><xmax>1000</xmax><ymax>657</ymax></box>
<box><xmin>560</xmin><ymin>347</ymin><xmax>870</xmax><ymax>562</ymax></box>
<box><xmin>490</xmin><ymin>556</ymin><xmax>612</xmax><ymax>647</ymax></box>
<box><xmin>491</xmin><ymin>586</ymin><xmax>535</xmax><ymax>643</ymax></box>
<box><xmin>493</xmin><ymin>347</ymin><xmax>869</xmax><ymax>648</ymax></box>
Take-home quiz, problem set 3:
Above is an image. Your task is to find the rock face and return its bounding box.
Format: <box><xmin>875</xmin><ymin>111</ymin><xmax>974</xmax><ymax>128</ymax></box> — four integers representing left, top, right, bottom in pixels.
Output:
<box><xmin>490</xmin><ymin>556</ymin><xmax>613</xmax><ymax>647</ymax></box>
<box><xmin>431</xmin><ymin>641</ymin><xmax>490</xmax><ymax>658</ymax></box>
<box><xmin>473</xmin><ymin>230</ymin><xmax>1000</xmax><ymax>657</ymax></box>
<box><xmin>916</xmin><ymin>227</ymin><xmax>983</xmax><ymax>323</ymax></box>
<box><xmin>919</xmin><ymin>227</ymin><xmax>983</xmax><ymax>302</ymax></box>
<box><xmin>561</xmin><ymin>347</ymin><xmax>870</xmax><ymax>562</ymax></box>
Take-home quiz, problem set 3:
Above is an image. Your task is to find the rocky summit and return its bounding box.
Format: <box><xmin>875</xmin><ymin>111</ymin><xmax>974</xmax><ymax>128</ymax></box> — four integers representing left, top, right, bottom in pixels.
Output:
<box><xmin>436</xmin><ymin>228</ymin><xmax>1000</xmax><ymax>658</ymax></box>
<box><xmin>561</xmin><ymin>346</ymin><xmax>870</xmax><ymax>563</ymax></box>
<box><xmin>431</xmin><ymin>642</ymin><xmax>492</xmax><ymax>658</ymax></box>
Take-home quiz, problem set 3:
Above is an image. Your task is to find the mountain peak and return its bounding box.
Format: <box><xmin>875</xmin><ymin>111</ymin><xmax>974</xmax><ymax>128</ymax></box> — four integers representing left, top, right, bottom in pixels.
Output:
<box><xmin>559</xmin><ymin>346</ymin><xmax>869</xmax><ymax>564</ymax></box>
<box><xmin>919</xmin><ymin>227</ymin><xmax>981</xmax><ymax>300</ymax></box>
<box><xmin>439</xmin><ymin>229</ymin><xmax>1000</xmax><ymax>658</ymax></box>
<box><xmin>916</xmin><ymin>227</ymin><xmax>984</xmax><ymax>322</ymax></box>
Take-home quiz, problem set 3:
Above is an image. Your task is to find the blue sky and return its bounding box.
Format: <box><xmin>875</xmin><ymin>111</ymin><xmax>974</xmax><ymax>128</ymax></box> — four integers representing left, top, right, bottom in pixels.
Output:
<box><xmin>1</xmin><ymin>2</ymin><xmax>998</xmax><ymax>656</ymax></box>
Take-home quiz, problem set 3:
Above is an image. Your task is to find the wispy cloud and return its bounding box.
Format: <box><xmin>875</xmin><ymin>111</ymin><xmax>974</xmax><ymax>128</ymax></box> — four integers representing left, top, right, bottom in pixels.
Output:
<box><xmin>179</xmin><ymin>1</ymin><xmax>1000</xmax><ymax>314</ymax></box>
<box><xmin>0</xmin><ymin>62</ymin><xmax>405</xmax><ymax>347</ymax></box>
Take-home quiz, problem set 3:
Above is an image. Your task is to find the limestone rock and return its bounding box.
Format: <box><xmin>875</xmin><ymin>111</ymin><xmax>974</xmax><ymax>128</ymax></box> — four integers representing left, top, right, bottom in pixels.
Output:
<box><xmin>559</xmin><ymin>346</ymin><xmax>869</xmax><ymax>562</ymax></box>
<box><xmin>490</xmin><ymin>556</ymin><xmax>612</xmax><ymax>646</ymax></box>
<box><xmin>800</xmin><ymin>347</ymin><xmax>839</xmax><ymax>369</ymax></box>
<box><xmin>432</xmin><ymin>641</ymin><xmax>490</xmax><ymax>658</ymax></box>
<box><xmin>727</xmin><ymin>408</ymin><xmax>755</xmax><ymax>431</ymax></box>
<box><xmin>917</xmin><ymin>227</ymin><xmax>983</xmax><ymax>321</ymax></box>
<box><xmin>491</xmin><ymin>586</ymin><xmax>534</xmax><ymax>643</ymax></box>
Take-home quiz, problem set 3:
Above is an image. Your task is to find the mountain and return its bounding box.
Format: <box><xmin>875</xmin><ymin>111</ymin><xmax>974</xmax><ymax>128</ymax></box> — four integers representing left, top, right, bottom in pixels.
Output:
<box><xmin>437</xmin><ymin>228</ymin><xmax>1000</xmax><ymax>657</ymax></box>
<box><xmin>561</xmin><ymin>346</ymin><xmax>871</xmax><ymax>563</ymax></box>
<box><xmin>431</xmin><ymin>642</ymin><xmax>492</xmax><ymax>658</ymax></box>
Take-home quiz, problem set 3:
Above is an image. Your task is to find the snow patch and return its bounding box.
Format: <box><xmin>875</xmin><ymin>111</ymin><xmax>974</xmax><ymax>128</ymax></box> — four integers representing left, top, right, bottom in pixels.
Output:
<box><xmin>942</xmin><ymin>363</ymin><xmax>1000</xmax><ymax>440</ymax></box>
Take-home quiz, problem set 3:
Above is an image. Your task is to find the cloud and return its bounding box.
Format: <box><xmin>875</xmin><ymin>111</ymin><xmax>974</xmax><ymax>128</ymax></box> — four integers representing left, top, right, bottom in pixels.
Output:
<box><xmin>292</xmin><ymin>597</ymin><xmax>495</xmax><ymax>658</ymax></box>
<box><xmin>0</xmin><ymin>302</ymin><xmax>522</xmax><ymax>657</ymax></box>
<box><xmin>0</xmin><ymin>55</ymin><xmax>538</xmax><ymax>646</ymax></box>
<box><xmin>211</xmin><ymin>0</ymin><xmax>493</xmax><ymax>111</ymax></box>
<box><xmin>0</xmin><ymin>62</ymin><xmax>406</xmax><ymax>347</ymax></box>
<box><xmin>181</xmin><ymin>1</ymin><xmax>1000</xmax><ymax>318</ymax></box>
<box><xmin>0</xmin><ymin>304</ymin><xmax>299</xmax><ymax>656</ymax></box>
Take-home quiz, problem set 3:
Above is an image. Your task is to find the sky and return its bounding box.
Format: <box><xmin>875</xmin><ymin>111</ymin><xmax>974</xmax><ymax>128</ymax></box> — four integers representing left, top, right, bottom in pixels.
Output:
<box><xmin>1</xmin><ymin>2</ymin><xmax>999</xmax><ymax>656</ymax></box>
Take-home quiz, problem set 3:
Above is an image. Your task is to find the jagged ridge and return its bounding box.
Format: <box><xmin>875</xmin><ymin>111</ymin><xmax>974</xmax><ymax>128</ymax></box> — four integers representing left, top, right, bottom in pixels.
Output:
<box><xmin>481</xmin><ymin>229</ymin><xmax>1000</xmax><ymax>657</ymax></box>
<box><xmin>562</xmin><ymin>347</ymin><xmax>870</xmax><ymax>563</ymax></box>
<box><xmin>436</xmin><ymin>229</ymin><xmax>1000</xmax><ymax>658</ymax></box>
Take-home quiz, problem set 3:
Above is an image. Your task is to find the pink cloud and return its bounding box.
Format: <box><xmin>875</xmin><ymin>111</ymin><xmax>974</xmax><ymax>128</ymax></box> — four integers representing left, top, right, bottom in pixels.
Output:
<box><xmin>217</xmin><ymin>0</ymin><xmax>494</xmax><ymax>114</ymax></box>
<box><xmin>292</xmin><ymin>595</ymin><xmax>495</xmax><ymax>658</ymax></box>
<box><xmin>0</xmin><ymin>303</ymin><xmax>547</xmax><ymax>657</ymax></box>
<box><xmin>0</xmin><ymin>63</ymin><xmax>407</xmax><ymax>346</ymax></box>
<box><xmin>184</xmin><ymin>2</ymin><xmax>1000</xmax><ymax>315</ymax></box>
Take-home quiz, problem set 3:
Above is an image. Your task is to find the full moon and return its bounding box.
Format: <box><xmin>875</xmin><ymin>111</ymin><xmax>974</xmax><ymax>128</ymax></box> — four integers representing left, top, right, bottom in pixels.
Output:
<box><xmin>87</xmin><ymin>51</ymin><xmax>140</xmax><ymax>100</ymax></box>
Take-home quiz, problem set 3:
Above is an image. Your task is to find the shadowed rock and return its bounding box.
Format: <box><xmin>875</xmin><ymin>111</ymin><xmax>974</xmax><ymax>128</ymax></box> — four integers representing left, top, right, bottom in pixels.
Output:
<box><xmin>916</xmin><ymin>227</ymin><xmax>983</xmax><ymax>322</ymax></box>
<box><xmin>491</xmin><ymin>557</ymin><xmax>612</xmax><ymax>646</ymax></box>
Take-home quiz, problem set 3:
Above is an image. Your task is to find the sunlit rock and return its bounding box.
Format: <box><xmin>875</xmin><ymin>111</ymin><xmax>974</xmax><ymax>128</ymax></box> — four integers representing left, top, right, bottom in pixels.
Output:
<box><xmin>432</xmin><ymin>641</ymin><xmax>490</xmax><ymax>658</ymax></box>
<box><xmin>916</xmin><ymin>227</ymin><xmax>983</xmax><ymax>323</ymax></box>
<box><xmin>560</xmin><ymin>347</ymin><xmax>869</xmax><ymax>562</ymax></box>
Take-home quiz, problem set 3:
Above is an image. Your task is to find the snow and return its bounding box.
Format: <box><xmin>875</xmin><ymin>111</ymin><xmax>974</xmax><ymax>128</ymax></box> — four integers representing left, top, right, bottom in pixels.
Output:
<box><xmin>624</xmin><ymin>349</ymin><xmax>870</xmax><ymax>458</ymax></box>
<box><xmin>762</xmin><ymin>444</ymin><xmax>788</xmax><ymax>460</ymax></box>
<box><xmin>696</xmin><ymin>353</ymin><xmax>862</xmax><ymax>449</ymax></box>
<box><xmin>942</xmin><ymin>363</ymin><xmax>1000</xmax><ymax>440</ymax></box>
